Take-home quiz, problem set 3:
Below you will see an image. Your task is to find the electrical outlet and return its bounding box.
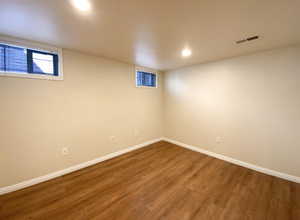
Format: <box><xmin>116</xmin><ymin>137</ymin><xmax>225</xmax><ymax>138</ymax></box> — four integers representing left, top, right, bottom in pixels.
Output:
<box><xmin>110</xmin><ymin>136</ymin><xmax>116</xmax><ymax>143</ymax></box>
<box><xmin>61</xmin><ymin>147</ymin><xmax>69</xmax><ymax>156</ymax></box>
<box><xmin>216</xmin><ymin>137</ymin><xmax>222</xmax><ymax>144</ymax></box>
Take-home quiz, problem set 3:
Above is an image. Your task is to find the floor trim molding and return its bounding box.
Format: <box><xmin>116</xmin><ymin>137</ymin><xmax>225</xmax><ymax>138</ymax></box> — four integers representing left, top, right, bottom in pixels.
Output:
<box><xmin>163</xmin><ymin>137</ymin><xmax>300</xmax><ymax>184</ymax></box>
<box><xmin>0</xmin><ymin>138</ymin><xmax>163</xmax><ymax>195</ymax></box>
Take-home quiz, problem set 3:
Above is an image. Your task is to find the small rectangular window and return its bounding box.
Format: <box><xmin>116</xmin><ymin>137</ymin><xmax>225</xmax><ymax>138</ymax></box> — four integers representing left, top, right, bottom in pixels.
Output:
<box><xmin>136</xmin><ymin>70</ymin><xmax>157</xmax><ymax>87</ymax></box>
<box><xmin>1</xmin><ymin>44</ymin><xmax>28</xmax><ymax>73</ymax></box>
<box><xmin>0</xmin><ymin>41</ymin><xmax>62</xmax><ymax>80</ymax></box>
<box><xmin>29</xmin><ymin>50</ymin><xmax>59</xmax><ymax>76</ymax></box>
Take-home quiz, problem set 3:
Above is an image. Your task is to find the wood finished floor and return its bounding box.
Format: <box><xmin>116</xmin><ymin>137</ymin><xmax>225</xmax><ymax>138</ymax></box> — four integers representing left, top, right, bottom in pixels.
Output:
<box><xmin>0</xmin><ymin>141</ymin><xmax>300</xmax><ymax>220</ymax></box>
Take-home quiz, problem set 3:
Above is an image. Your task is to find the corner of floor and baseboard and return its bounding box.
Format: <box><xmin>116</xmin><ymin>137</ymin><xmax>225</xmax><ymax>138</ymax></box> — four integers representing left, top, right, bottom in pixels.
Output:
<box><xmin>162</xmin><ymin>137</ymin><xmax>300</xmax><ymax>184</ymax></box>
<box><xmin>1</xmin><ymin>137</ymin><xmax>299</xmax><ymax>195</ymax></box>
<box><xmin>0</xmin><ymin>137</ymin><xmax>164</xmax><ymax>195</ymax></box>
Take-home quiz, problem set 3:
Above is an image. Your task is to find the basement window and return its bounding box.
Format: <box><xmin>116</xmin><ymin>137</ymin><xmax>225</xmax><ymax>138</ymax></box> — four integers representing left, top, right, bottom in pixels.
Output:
<box><xmin>136</xmin><ymin>69</ymin><xmax>157</xmax><ymax>88</ymax></box>
<box><xmin>0</xmin><ymin>39</ymin><xmax>63</xmax><ymax>80</ymax></box>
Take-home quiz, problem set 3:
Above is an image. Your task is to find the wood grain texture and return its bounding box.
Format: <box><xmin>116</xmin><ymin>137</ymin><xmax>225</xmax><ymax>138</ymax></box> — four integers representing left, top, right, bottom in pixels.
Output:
<box><xmin>1</xmin><ymin>141</ymin><xmax>299</xmax><ymax>219</ymax></box>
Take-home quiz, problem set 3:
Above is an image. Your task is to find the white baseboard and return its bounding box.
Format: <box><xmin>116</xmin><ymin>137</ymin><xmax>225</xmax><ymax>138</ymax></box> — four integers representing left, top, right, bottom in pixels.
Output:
<box><xmin>163</xmin><ymin>137</ymin><xmax>300</xmax><ymax>184</ymax></box>
<box><xmin>2</xmin><ymin>137</ymin><xmax>298</xmax><ymax>195</ymax></box>
<box><xmin>0</xmin><ymin>138</ymin><xmax>163</xmax><ymax>195</ymax></box>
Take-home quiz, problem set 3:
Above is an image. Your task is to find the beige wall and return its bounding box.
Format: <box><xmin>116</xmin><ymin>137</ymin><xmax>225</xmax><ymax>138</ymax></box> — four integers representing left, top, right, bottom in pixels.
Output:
<box><xmin>0</xmin><ymin>50</ymin><xmax>163</xmax><ymax>187</ymax></box>
<box><xmin>2</xmin><ymin>45</ymin><xmax>300</xmax><ymax>188</ymax></box>
<box><xmin>164</xmin><ymin>45</ymin><xmax>300</xmax><ymax>177</ymax></box>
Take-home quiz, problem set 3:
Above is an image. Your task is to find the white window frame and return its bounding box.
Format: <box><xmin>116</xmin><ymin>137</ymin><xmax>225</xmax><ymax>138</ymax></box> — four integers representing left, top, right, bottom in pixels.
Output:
<box><xmin>135</xmin><ymin>66</ymin><xmax>158</xmax><ymax>88</ymax></box>
<box><xmin>0</xmin><ymin>36</ymin><xmax>63</xmax><ymax>80</ymax></box>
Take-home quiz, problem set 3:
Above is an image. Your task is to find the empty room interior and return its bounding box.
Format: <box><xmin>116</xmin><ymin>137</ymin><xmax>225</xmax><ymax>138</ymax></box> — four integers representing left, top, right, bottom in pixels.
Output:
<box><xmin>0</xmin><ymin>0</ymin><xmax>300</xmax><ymax>219</ymax></box>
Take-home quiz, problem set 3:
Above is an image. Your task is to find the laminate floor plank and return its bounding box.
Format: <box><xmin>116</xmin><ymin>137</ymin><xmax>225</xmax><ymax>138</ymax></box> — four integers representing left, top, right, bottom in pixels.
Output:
<box><xmin>1</xmin><ymin>141</ymin><xmax>299</xmax><ymax>219</ymax></box>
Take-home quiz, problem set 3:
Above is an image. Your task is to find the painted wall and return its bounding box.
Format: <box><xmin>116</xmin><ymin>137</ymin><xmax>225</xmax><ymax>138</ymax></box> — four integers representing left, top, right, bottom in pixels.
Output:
<box><xmin>164</xmin><ymin>45</ymin><xmax>300</xmax><ymax>177</ymax></box>
<box><xmin>0</xmin><ymin>49</ymin><xmax>163</xmax><ymax>187</ymax></box>
<box><xmin>2</xmin><ymin>44</ymin><xmax>300</xmax><ymax>188</ymax></box>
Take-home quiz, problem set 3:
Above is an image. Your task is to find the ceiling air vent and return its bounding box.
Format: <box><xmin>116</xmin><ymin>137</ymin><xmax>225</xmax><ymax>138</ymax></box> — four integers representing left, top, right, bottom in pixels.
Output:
<box><xmin>236</xmin><ymin>35</ymin><xmax>259</xmax><ymax>44</ymax></box>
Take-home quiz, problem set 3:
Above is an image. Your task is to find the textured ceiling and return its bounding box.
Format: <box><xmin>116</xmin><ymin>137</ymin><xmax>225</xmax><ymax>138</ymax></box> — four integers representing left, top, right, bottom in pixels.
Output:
<box><xmin>0</xmin><ymin>0</ymin><xmax>299</xmax><ymax>71</ymax></box>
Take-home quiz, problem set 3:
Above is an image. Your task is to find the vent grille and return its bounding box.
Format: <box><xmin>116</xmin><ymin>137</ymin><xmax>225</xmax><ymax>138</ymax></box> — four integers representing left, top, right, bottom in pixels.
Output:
<box><xmin>236</xmin><ymin>35</ymin><xmax>259</xmax><ymax>44</ymax></box>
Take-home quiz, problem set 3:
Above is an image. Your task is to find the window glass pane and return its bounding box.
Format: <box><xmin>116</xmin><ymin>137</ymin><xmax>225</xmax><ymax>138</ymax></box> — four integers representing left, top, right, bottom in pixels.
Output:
<box><xmin>0</xmin><ymin>45</ymin><xmax>4</xmax><ymax>71</ymax></box>
<box><xmin>6</xmin><ymin>45</ymin><xmax>28</xmax><ymax>73</ymax></box>
<box><xmin>32</xmin><ymin>52</ymin><xmax>54</xmax><ymax>74</ymax></box>
<box><xmin>136</xmin><ymin>71</ymin><xmax>156</xmax><ymax>87</ymax></box>
<box><xmin>137</xmin><ymin>71</ymin><xmax>143</xmax><ymax>86</ymax></box>
<box><xmin>151</xmin><ymin>73</ymin><xmax>156</xmax><ymax>87</ymax></box>
<box><xmin>144</xmin><ymin>73</ymin><xmax>152</xmax><ymax>86</ymax></box>
<box><xmin>0</xmin><ymin>43</ymin><xmax>60</xmax><ymax>78</ymax></box>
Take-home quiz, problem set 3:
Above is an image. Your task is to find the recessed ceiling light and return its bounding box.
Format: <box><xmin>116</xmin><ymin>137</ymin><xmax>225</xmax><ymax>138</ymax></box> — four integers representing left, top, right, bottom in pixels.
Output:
<box><xmin>71</xmin><ymin>0</ymin><xmax>91</xmax><ymax>12</ymax></box>
<box><xmin>181</xmin><ymin>48</ymin><xmax>192</xmax><ymax>57</ymax></box>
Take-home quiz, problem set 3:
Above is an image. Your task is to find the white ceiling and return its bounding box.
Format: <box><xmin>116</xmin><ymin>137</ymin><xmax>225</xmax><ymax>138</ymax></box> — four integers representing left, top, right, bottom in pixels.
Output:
<box><xmin>0</xmin><ymin>0</ymin><xmax>299</xmax><ymax>71</ymax></box>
